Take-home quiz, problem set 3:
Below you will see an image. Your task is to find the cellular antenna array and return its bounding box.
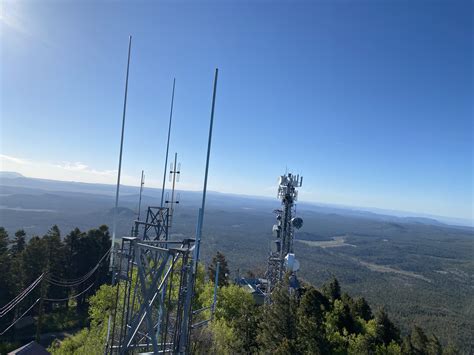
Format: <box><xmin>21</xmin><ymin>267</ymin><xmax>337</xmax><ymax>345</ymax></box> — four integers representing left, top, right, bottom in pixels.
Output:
<box><xmin>265</xmin><ymin>172</ymin><xmax>304</xmax><ymax>298</ymax></box>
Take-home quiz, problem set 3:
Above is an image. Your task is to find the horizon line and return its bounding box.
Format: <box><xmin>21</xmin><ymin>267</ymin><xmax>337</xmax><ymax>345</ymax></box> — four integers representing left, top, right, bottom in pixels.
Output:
<box><xmin>1</xmin><ymin>170</ymin><xmax>472</xmax><ymax>228</ymax></box>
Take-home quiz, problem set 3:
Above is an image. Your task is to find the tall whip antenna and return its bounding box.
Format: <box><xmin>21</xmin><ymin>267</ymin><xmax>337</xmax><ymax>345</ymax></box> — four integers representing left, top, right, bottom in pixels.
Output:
<box><xmin>137</xmin><ymin>170</ymin><xmax>145</xmax><ymax>221</ymax></box>
<box><xmin>180</xmin><ymin>68</ymin><xmax>219</xmax><ymax>352</ymax></box>
<box><xmin>105</xmin><ymin>35</ymin><xmax>132</xmax><ymax>351</ymax></box>
<box><xmin>109</xmin><ymin>35</ymin><xmax>132</xmax><ymax>270</ymax></box>
<box><xmin>196</xmin><ymin>68</ymin><xmax>219</xmax><ymax>262</ymax></box>
<box><xmin>161</xmin><ymin>78</ymin><xmax>176</xmax><ymax>207</ymax></box>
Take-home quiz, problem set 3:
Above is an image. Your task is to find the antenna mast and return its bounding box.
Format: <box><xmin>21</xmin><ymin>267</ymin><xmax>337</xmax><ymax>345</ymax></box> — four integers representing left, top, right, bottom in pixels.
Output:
<box><xmin>137</xmin><ymin>170</ymin><xmax>145</xmax><ymax>221</ymax></box>
<box><xmin>109</xmin><ymin>34</ymin><xmax>132</xmax><ymax>269</ymax></box>
<box><xmin>105</xmin><ymin>35</ymin><xmax>132</xmax><ymax>350</ymax></box>
<box><xmin>180</xmin><ymin>68</ymin><xmax>219</xmax><ymax>352</ymax></box>
<box><xmin>265</xmin><ymin>172</ymin><xmax>304</xmax><ymax>299</ymax></box>
<box><xmin>161</xmin><ymin>78</ymin><xmax>176</xmax><ymax>207</ymax></box>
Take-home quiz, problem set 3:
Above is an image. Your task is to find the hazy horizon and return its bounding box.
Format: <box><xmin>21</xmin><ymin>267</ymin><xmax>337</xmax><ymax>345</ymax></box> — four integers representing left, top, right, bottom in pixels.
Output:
<box><xmin>1</xmin><ymin>169</ymin><xmax>472</xmax><ymax>227</ymax></box>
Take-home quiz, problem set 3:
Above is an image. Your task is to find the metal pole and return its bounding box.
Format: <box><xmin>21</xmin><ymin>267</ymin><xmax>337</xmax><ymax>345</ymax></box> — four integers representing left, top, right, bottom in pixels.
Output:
<box><xmin>105</xmin><ymin>35</ymin><xmax>132</xmax><ymax>353</ymax></box>
<box><xmin>137</xmin><ymin>170</ymin><xmax>145</xmax><ymax>221</ymax></box>
<box><xmin>161</xmin><ymin>78</ymin><xmax>176</xmax><ymax>208</ymax></box>
<box><xmin>194</xmin><ymin>68</ymin><xmax>219</xmax><ymax>265</ymax></box>
<box><xmin>110</xmin><ymin>35</ymin><xmax>132</xmax><ymax>270</ymax></box>
<box><xmin>180</xmin><ymin>68</ymin><xmax>219</xmax><ymax>353</ymax></box>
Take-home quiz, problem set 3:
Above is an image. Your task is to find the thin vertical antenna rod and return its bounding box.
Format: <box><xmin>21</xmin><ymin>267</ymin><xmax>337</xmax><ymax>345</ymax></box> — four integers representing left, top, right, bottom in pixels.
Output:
<box><xmin>161</xmin><ymin>78</ymin><xmax>176</xmax><ymax>207</ymax></box>
<box><xmin>105</xmin><ymin>35</ymin><xmax>132</xmax><ymax>351</ymax></box>
<box><xmin>137</xmin><ymin>170</ymin><xmax>145</xmax><ymax>221</ymax></box>
<box><xmin>180</xmin><ymin>68</ymin><xmax>219</xmax><ymax>353</ymax></box>
<box><xmin>109</xmin><ymin>35</ymin><xmax>132</xmax><ymax>270</ymax></box>
<box><xmin>195</xmin><ymin>68</ymin><xmax>219</xmax><ymax>263</ymax></box>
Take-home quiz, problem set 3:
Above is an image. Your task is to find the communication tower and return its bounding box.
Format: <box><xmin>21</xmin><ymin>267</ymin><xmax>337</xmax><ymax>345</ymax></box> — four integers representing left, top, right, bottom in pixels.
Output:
<box><xmin>265</xmin><ymin>172</ymin><xmax>304</xmax><ymax>297</ymax></box>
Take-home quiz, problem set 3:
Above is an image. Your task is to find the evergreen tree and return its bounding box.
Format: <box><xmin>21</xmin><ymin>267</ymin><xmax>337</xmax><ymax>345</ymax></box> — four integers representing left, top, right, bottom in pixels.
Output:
<box><xmin>410</xmin><ymin>325</ymin><xmax>428</xmax><ymax>354</ymax></box>
<box><xmin>322</xmin><ymin>277</ymin><xmax>341</xmax><ymax>302</ymax></box>
<box><xmin>64</xmin><ymin>228</ymin><xmax>84</xmax><ymax>281</ymax></box>
<box><xmin>43</xmin><ymin>225</ymin><xmax>67</xmax><ymax>305</ymax></box>
<box><xmin>257</xmin><ymin>276</ymin><xmax>298</xmax><ymax>352</ymax></box>
<box><xmin>426</xmin><ymin>334</ymin><xmax>442</xmax><ymax>355</ymax></box>
<box><xmin>10</xmin><ymin>229</ymin><xmax>26</xmax><ymax>256</ymax></box>
<box><xmin>326</xmin><ymin>298</ymin><xmax>357</xmax><ymax>335</ymax></box>
<box><xmin>0</xmin><ymin>227</ymin><xmax>8</xmax><ymax>254</ymax></box>
<box><xmin>73</xmin><ymin>226</ymin><xmax>111</xmax><ymax>311</ymax></box>
<box><xmin>7</xmin><ymin>230</ymin><xmax>26</xmax><ymax>308</ymax></box>
<box><xmin>297</xmin><ymin>287</ymin><xmax>330</xmax><ymax>354</ymax></box>
<box><xmin>374</xmin><ymin>308</ymin><xmax>400</xmax><ymax>345</ymax></box>
<box><xmin>208</xmin><ymin>251</ymin><xmax>230</xmax><ymax>287</ymax></box>
<box><xmin>402</xmin><ymin>334</ymin><xmax>416</xmax><ymax>354</ymax></box>
<box><xmin>353</xmin><ymin>297</ymin><xmax>373</xmax><ymax>321</ymax></box>
<box><xmin>233</xmin><ymin>300</ymin><xmax>261</xmax><ymax>353</ymax></box>
<box><xmin>0</xmin><ymin>228</ymin><xmax>12</xmax><ymax>319</ymax></box>
<box><xmin>21</xmin><ymin>236</ymin><xmax>49</xmax><ymax>302</ymax></box>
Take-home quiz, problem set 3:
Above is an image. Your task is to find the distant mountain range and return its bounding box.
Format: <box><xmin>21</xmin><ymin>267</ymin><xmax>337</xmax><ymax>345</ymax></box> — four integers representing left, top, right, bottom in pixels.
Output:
<box><xmin>0</xmin><ymin>171</ymin><xmax>471</xmax><ymax>228</ymax></box>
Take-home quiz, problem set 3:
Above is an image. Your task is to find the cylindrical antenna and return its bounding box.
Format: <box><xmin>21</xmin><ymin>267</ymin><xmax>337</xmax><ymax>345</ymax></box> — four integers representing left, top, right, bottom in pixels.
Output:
<box><xmin>109</xmin><ymin>35</ymin><xmax>132</xmax><ymax>270</ymax></box>
<box><xmin>180</xmin><ymin>68</ymin><xmax>219</xmax><ymax>353</ymax></box>
<box><xmin>137</xmin><ymin>170</ymin><xmax>145</xmax><ymax>221</ymax></box>
<box><xmin>161</xmin><ymin>78</ymin><xmax>176</xmax><ymax>208</ymax></box>
<box><xmin>106</xmin><ymin>35</ymin><xmax>132</xmax><ymax>350</ymax></box>
<box><xmin>195</xmin><ymin>68</ymin><xmax>219</xmax><ymax>262</ymax></box>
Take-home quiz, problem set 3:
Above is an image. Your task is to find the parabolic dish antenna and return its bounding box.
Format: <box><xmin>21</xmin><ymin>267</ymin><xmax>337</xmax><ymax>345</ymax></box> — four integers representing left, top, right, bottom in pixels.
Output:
<box><xmin>291</xmin><ymin>217</ymin><xmax>303</xmax><ymax>229</ymax></box>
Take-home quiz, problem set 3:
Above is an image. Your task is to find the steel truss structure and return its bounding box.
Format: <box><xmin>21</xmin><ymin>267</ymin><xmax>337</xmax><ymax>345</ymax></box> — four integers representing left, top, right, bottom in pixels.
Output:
<box><xmin>107</xmin><ymin>206</ymin><xmax>195</xmax><ymax>354</ymax></box>
<box><xmin>106</xmin><ymin>67</ymin><xmax>219</xmax><ymax>354</ymax></box>
<box><xmin>265</xmin><ymin>173</ymin><xmax>304</xmax><ymax>297</ymax></box>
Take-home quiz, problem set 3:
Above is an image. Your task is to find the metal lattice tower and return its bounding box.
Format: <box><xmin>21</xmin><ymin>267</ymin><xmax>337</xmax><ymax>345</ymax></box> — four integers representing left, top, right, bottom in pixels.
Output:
<box><xmin>107</xmin><ymin>207</ymin><xmax>195</xmax><ymax>354</ymax></box>
<box><xmin>265</xmin><ymin>172</ymin><xmax>304</xmax><ymax>297</ymax></box>
<box><xmin>106</xmin><ymin>68</ymin><xmax>219</xmax><ymax>354</ymax></box>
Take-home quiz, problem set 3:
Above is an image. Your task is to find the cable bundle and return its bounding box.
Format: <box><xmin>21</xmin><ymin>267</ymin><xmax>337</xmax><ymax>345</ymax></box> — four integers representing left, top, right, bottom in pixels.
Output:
<box><xmin>46</xmin><ymin>248</ymin><xmax>111</xmax><ymax>287</ymax></box>
<box><xmin>0</xmin><ymin>274</ymin><xmax>44</xmax><ymax>318</ymax></box>
<box><xmin>0</xmin><ymin>248</ymin><xmax>111</xmax><ymax>336</ymax></box>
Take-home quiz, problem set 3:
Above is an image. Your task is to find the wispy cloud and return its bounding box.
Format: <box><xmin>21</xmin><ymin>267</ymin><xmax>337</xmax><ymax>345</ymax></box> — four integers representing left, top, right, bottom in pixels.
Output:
<box><xmin>0</xmin><ymin>154</ymin><xmax>121</xmax><ymax>184</ymax></box>
<box><xmin>0</xmin><ymin>153</ymin><xmax>29</xmax><ymax>165</ymax></box>
<box><xmin>0</xmin><ymin>1</ymin><xmax>30</xmax><ymax>37</ymax></box>
<box><xmin>0</xmin><ymin>1</ymin><xmax>55</xmax><ymax>47</ymax></box>
<box><xmin>54</xmin><ymin>161</ymin><xmax>117</xmax><ymax>176</ymax></box>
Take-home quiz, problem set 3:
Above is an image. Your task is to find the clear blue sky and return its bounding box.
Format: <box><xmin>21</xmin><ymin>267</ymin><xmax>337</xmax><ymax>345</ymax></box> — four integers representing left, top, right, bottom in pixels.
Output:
<box><xmin>1</xmin><ymin>0</ymin><xmax>472</xmax><ymax>221</ymax></box>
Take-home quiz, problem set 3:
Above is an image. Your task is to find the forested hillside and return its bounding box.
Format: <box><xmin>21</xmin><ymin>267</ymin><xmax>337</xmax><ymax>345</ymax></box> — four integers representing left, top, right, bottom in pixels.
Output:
<box><xmin>0</xmin><ymin>226</ymin><xmax>110</xmax><ymax>354</ymax></box>
<box><xmin>0</xmin><ymin>225</ymin><xmax>462</xmax><ymax>354</ymax></box>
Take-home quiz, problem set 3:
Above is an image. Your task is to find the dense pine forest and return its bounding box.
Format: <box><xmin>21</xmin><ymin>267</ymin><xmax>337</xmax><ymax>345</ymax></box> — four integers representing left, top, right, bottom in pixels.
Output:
<box><xmin>0</xmin><ymin>225</ymin><xmax>461</xmax><ymax>354</ymax></box>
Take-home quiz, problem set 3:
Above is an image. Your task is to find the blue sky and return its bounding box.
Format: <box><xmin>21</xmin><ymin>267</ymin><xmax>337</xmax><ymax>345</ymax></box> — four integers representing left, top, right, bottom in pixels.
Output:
<box><xmin>0</xmin><ymin>0</ymin><xmax>472</xmax><ymax>221</ymax></box>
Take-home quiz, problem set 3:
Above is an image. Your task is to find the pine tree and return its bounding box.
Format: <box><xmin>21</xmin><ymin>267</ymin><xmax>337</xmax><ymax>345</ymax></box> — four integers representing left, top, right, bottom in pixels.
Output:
<box><xmin>374</xmin><ymin>308</ymin><xmax>400</xmax><ymax>345</ymax></box>
<box><xmin>0</xmin><ymin>227</ymin><xmax>8</xmax><ymax>255</ymax></box>
<box><xmin>208</xmin><ymin>251</ymin><xmax>230</xmax><ymax>287</ymax></box>
<box><xmin>410</xmin><ymin>325</ymin><xmax>428</xmax><ymax>354</ymax></box>
<box><xmin>257</xmin><ymin>276</ymin><xmax>298</xmax><ymax>352</ymax></box>
<box><xmin>296</xmin><ymin>287</ymin><xmax>330</xmax><ymax>354</ymax></box>
<box><xmin>353</xmin><ymin>296</ymin><xmax>372</xmax><ymax>321</ymax></box>
<box><xmin>322</xmin><ymin>277</ymin><xmax>341</xmax><ymax>302</ymax></box>
<box><xmin>0</xmin><ymin>228</ymin><xmax>12</xmax><ymax>317</ymax></box>
<box><xmin>426</xmin><ymin>334</ymin><xmax>442</xmax><ymax>355</ymax></box>
<box><xmin>10</xmin><ymin>229</ymin><xmax>26</xmax><ymax>256</ymax></box>
<box><xmin>44</xmin><ymin>225</ymin><xmax>67</xmax><ymax>305</ymax></box>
